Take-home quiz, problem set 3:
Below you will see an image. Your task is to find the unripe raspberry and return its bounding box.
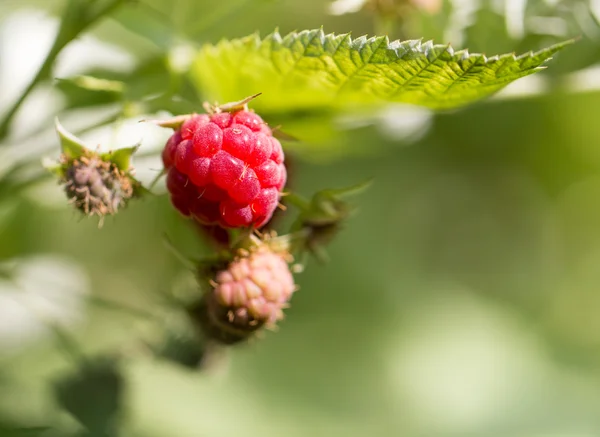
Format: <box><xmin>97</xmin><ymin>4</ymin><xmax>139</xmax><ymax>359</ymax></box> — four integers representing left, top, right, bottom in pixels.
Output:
<box><xmin>214</xmin><ymin>248</ymin><xmax>295</xmax><ymax>323</ymax></box>
<box><xmin>50</xmin><ymin>119</ymin><xmax>142</xmax><ymax>224</ymax></box>
<box><xmin>161</xmin><ymin>107</ymin><xmax>286</xmax><ymax>229</ymax></box>
<box><xmin>63</xmin><ymin>154</ymin><xmax>134</xmax><ymax>217</ymax></box>
<box><xmin>192</xmin><ymin>243</ymin><xmax>297</xmax><ymax>344</ymax></box>
<box><xmin>161</xmin><ymin>131</ymin><xmax>181</xmax><ymax>169</ymax></box>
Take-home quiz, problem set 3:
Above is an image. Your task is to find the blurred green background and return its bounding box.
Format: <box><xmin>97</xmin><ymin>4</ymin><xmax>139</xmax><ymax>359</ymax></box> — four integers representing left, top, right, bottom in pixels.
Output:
<box><xmin>2</xmin><ymin>0</ymin><xmax>600</xmax><ymax>436</ymax></box>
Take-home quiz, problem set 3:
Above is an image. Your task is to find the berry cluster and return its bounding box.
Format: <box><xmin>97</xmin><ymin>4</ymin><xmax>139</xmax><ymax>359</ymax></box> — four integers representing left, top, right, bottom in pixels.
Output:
<box><xmin>162</xmin><ymin>110</ymin><xmax>286</xmax><ymax>229</ymax></box>
<box><xmin>51</xmin><ymin>98</ymin><xmax>366</xmax><ymax>354</ymax></box>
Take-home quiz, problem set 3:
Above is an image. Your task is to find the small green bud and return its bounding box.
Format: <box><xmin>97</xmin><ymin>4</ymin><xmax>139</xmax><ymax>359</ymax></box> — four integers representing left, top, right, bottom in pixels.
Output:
<box><xmin>288</xmin><ymin>180</ymin><xmax>371</xmax><ymax>260</ymax></box>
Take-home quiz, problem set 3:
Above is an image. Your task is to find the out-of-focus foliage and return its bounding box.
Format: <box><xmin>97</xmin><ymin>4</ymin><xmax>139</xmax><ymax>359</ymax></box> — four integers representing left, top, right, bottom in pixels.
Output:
<box><xmin>1</xmin><ymin>0</ymin><xmax>600</xmax><ymax>436</ymax></box>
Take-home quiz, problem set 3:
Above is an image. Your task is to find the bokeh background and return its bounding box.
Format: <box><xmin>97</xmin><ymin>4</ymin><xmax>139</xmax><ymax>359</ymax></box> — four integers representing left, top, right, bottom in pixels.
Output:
<box><xmin>2</xmin><ymin>0</ymin><xmax>600</xmax><ymax>436</ymax></box>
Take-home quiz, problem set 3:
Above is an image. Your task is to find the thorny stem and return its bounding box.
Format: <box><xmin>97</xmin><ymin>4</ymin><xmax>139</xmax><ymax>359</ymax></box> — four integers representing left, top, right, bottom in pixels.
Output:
<box><xmin>0</xmin><ymin>0</ymin><xmax>128</xmax><ymax>140</ymax></box>
<box><xmin>162</xmin><ymin>233</ymin><xmax>199</xmax><ymax>271</ymax></box>
<box><xmin>147</xmin><ymin>169</ymin><xmax>166</xmax><ymax>191</ymax></box>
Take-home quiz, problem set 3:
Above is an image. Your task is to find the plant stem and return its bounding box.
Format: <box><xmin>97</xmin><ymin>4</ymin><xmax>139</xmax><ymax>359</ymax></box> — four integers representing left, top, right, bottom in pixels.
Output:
<box><xmin>85</xmin><ymin>295</ymin><xmax>164</xmax><ymax>322</ymax></box>
<box><xmin>0</xmin><ymin>0</ymin><xmax>128</xmax><ymax>141</ymax></box>
<box><xmin>0</xmin><ymin>52</ymin><xmax>56</xmax><ymax>140</ymax></box>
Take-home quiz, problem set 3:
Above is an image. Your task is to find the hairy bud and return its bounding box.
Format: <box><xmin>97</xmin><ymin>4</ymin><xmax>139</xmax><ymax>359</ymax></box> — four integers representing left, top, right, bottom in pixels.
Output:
<box><xmin>63</xmin><ymin>154</ymin><xmax>134</xmax><ymax>217</ymax></box>
<box><xmin>48</xmin><ymin>119</ymin><xmax>143</xmax><ymax>224</ymax></box>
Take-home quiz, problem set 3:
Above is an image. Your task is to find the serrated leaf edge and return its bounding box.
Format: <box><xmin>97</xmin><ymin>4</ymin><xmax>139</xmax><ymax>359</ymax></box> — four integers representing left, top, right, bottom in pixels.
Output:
<box><xmin>195</xmin><ymin>29</ymin><xmax>575</xmax><ymax>110</ymax></box>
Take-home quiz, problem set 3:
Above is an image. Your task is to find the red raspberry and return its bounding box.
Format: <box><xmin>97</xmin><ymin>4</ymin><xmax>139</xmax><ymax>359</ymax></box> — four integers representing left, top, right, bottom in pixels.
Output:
<box><xmin>180</xmin><ymin>114</ymin><xmax>209</xmax><ymax>140</ymax></box>
<box><xmin>162</xmin><ymin>110</ymin><xmax>286</xmax><ymax>229</ymax></box>
<box><xmin>161</xmin><ymin>131</ymin><xmax>181</xmax><ymax>169</ymax></box>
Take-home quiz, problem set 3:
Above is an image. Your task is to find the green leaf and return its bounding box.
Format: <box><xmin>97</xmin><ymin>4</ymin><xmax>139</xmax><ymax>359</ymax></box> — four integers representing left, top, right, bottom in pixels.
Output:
<box><xmin>301</xmin><ymin>180</ymin><xmax>371</xmax><ymax>226</ymax></box>
<box><xmin>56</xmin><ymin>75</ymin><xmax>125</xmax><ymax>93</ymax></box>
<box><xmin>54</xmin><ymin>118</ymin><xmax>88</xmax><ymax>159</ymax></box>
<box><xmin>53</xmin><ymin>359</ymin><xmax>124</xmax><ymax>434</ymax></box>
<box><xmin>314</xmin><ymin>179</ymin><xmax>373</xmax><ymax>203</ymax></box>
<box><xmin>191</xmin><ymin>29</ymin><xmax>574</xmax><ymax>113</ymax></box>
<box><xmin>132</xmin><ymin>178</ymin><xmax>153</xmax><ymax>198</ymax></box>
<box><xmin>102</xmin><ymin>144</ymin><xmax>140</xmax><ymax>172</ymax></box>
